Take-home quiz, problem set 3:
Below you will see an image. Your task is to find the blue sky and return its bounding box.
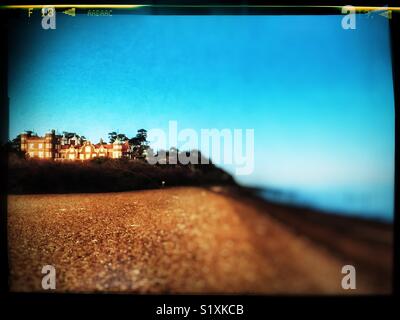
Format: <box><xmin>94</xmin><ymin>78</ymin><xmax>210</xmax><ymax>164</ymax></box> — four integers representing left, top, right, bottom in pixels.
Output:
<box><xmin>9</xmin><ymin>14</ymin><xmax>395</xmax><ymax>219</ymax></box>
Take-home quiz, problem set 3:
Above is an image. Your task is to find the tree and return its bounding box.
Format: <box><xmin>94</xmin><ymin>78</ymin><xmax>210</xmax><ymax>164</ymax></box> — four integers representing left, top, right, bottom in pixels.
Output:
<box><xmin>11</xmin><ymin>134</ymin><xmax>21</xmax><ymax>151</ymax></box>
<box><xmin>2</xmin><ymin>134</ymin><xmax>26</xmax><ymax>158</ymax></box>
<box><xmin>129</xmin><ymin>129</ymin><xmax>147</xmax><ymax>145</ymax></box>
<box><xmin>62</xmin><ymin>131</ymin><xmax>75</xmax><ymax>139</ymax></box>
<box><xmin>108</xmin><ymin>131</ymin><xmax>128</xmax><ymax>143</ymax></box>
<box><xmin>108</xmin><ymin>131</ymin><xmax>117</xmax><ymax>143</ymax></box>
<box><xmin>136</xmin><ymin>129</ymin><xmax>147</xmax><ymax>143</ymax></box>
<box><xmin>129</xmin><ymin>129</ymin><xmax>149</xmax><ymax>159</ymax></box>
<box><xmin>117</xmin><ymin>134</ymin><xmax>129</xmax><ymax>142</ymax></box>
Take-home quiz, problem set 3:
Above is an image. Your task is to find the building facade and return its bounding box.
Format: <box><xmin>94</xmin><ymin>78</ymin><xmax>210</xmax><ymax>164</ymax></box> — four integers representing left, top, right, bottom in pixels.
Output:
<box><xmin>21</xmin><ymin>130</ymin><xmax>130</xmax><ymax>160</ymax></box>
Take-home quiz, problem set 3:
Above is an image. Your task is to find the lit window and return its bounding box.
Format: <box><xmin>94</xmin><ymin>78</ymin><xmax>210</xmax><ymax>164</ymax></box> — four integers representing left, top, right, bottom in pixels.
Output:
<box><xmin>38</xmin><ymin>143</ymin><xmax>43</xmax><ymax>149</ymax></box>
<box><xmin>69</xmin><ymin>154</ymin><xmax>75</xmax><ymax>160</ymax></box>
<box><xmin>29</xmin><ymin>143</ymin><xmax>34</xmax><ymax>149</ymax></box>
<box><xmin>80</xmin><ymin>154</ymin><xmax>84</xmax><ymax>159</ymax></box>
<box><xmin>38</xmin><ymin>151</ymin><xmax>44</xmax><ymax>158</ymax></box>
<box><xmin>86</xmin><ymin>154</ymin><xmax>91</xmax><ymax>159</ymax></box>
<box><xmin>85</xmin><ymin>146</ymin><xmax>91</xmax><ymax>153</ymax></box>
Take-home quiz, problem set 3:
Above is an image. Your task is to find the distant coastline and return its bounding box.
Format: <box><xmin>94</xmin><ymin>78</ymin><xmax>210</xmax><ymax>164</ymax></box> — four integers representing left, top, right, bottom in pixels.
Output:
<box><xmin>256</xmin><ymin>186</ymin><xmax>394</xmax><ymax>223</ymax></box>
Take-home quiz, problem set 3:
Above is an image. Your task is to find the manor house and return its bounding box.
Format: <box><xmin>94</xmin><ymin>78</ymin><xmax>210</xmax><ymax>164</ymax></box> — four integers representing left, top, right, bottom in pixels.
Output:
<box><xmin>20</xmin><ymin>130</ymin><xmax>130</xmax><ymax>160</ymax></box>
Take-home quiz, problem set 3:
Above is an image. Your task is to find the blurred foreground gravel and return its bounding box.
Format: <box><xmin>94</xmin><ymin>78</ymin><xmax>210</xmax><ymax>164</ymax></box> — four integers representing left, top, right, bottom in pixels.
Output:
<box><xmin>8</xmin><ymin>187</ymin><xmax>388</xmax><ymax>293</ymax></box>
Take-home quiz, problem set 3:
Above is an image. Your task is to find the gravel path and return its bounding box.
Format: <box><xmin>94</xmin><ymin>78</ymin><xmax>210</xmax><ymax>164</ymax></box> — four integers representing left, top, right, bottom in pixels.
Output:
<box><xmin>8</xmin><ymin>187</ymin><xmax>378</xmax><ymax>293</ymax></box>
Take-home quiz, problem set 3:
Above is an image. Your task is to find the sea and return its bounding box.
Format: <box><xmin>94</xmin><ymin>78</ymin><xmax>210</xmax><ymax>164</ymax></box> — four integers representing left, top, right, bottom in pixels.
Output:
<box><xmin>259</xmin><ymin>184</ymin><xmax>394</xmax><ymax>223</ymax></box>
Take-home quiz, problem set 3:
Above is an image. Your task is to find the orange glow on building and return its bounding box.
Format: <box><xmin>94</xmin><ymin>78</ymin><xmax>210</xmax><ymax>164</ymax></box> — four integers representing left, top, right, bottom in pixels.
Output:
<box><xmin>21</xmin><ymin>130</ymin><xmax>130</xmax><ymax>160</ymax></box>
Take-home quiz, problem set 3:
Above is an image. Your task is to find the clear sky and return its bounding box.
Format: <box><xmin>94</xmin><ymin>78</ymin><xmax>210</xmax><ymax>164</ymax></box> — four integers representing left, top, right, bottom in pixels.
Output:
<box><xmin>9</xmin><ymin>14</ymin><xmax>395</xmax><ymax>219</ymax></box>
